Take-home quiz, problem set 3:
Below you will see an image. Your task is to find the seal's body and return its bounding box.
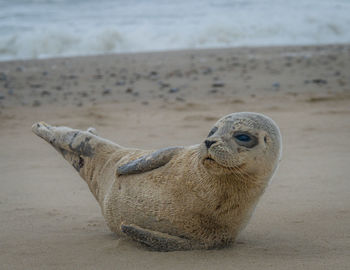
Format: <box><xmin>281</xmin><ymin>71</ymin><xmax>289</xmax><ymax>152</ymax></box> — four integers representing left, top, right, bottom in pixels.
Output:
<box><xmin>32</xmin><ymin>112</ymin><xmax>282</xmax><ymax>251</ymax></box>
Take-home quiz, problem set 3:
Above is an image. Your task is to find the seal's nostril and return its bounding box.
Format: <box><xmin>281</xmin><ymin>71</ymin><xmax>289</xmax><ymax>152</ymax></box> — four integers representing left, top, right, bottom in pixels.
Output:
<box><xmin>205</xmin><ymin>140</ymin><xmax>217</xmax><ymax>149</ymax></box>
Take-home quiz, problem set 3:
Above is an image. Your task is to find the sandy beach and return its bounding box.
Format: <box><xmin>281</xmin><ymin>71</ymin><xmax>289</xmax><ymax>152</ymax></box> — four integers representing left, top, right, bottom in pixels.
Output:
<box><xmin>0</xmin><ymin>45</ymin><xmax>349</xmax><ymax>269</ymax></box>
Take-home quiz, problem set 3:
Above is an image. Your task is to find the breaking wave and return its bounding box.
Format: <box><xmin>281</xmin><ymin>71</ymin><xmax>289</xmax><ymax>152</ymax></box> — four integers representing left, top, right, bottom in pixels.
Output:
<box><xmin>0</xmin><ymin>0</ymin><xmax>349</xmax><ymax>61</ymax></box>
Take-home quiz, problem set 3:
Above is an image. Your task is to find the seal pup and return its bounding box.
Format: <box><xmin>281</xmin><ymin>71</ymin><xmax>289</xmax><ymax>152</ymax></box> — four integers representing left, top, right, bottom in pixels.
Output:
<box><xmin>32</xmin><ymin>112</ymin><xmax>282</xmax><ymax>251</ymax></box>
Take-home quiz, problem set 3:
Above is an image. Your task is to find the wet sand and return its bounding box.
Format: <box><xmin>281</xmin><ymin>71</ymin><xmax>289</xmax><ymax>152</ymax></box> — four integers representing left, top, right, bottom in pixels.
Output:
<box><xmin>0</xmin><ymin>45</ymin><xmax>349</xmax><ymax>269</ymax></box>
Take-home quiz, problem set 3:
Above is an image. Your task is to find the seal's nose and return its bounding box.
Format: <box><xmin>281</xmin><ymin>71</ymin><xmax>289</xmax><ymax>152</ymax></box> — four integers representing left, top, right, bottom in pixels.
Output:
<box><xmin>205</xmin><ymin>140</ymin><xmax>217</xmax><ymax>149</ymax></box>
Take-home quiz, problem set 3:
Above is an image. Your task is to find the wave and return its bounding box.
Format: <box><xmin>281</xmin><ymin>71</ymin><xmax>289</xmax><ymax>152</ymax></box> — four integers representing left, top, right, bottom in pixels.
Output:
<box><xmin>0</xmin><ymin>0</ymin><xmax>349</xmax><ymax>61</ymax></box>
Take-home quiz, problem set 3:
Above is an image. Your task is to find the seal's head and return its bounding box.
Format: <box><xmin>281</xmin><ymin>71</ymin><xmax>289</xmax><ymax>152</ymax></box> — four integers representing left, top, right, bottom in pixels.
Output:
<box><xmin>201</xmin><ymin>112</ymin><xmax>282</xmax><ymax>179</ymax></box>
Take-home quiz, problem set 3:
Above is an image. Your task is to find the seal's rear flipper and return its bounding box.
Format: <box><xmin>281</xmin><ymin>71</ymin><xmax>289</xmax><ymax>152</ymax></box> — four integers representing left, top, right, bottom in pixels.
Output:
<box><xmin>33</xmin><ymin>122</ymin><xmax>92</xmax><ymax>156</ymax></box>
<box><xmin>32</xmin><ymin>121</ymin><xmax>121</xmax><ymax>175</ymax></box>
<box><xmin>32</xmin><ymin>122</ymin><xmax>118</xmax><ymax>157</ymax></box>
<box><xmin>121</xmin><ymin>223</ymin><xmax>200</xmax><ymax>251</ymax></box>
<box><xmin>117</xmin><ymin>147</ymin><xmax>183</xmax><ymax>176</ymax></box>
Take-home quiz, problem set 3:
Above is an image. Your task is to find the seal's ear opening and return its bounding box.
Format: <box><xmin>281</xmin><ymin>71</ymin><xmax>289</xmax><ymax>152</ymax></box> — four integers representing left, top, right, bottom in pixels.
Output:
<box><xmin>117</xmin><ymin>147</ymin><xmax>183</xmax><ymax>176</ymax></box>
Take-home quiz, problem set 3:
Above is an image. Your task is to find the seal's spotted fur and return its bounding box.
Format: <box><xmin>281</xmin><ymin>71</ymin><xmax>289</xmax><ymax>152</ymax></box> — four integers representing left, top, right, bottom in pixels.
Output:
<box><xmin>32</xmin><ymin>112</ymin><xmax>282</xmax><ymax>251</ymax></box>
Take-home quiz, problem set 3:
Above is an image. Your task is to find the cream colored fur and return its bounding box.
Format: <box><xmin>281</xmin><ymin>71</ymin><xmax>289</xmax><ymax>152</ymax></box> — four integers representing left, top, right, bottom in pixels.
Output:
<box><xmin>32</xmin><ymin>112</ymin><xmax>282</xmax><ymax>251</ymax></box>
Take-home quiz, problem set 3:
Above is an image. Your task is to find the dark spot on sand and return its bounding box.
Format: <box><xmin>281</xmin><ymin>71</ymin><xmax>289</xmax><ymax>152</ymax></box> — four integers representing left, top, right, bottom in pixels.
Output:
<box><xmin>40</xmin><ymin>90</ymin><xmax>51</xmax><ymax>97</ymax></box>
<box><xmin>102</xmin><ymin>88</ymin><xmax>111</xmax><ymax>95</ymax></box>
<box><xmin>312</xmin><ymin>79</ymin><xmax>327</xmax><ymax>85</ymax></box>
<box><xmin>158</xmin><ymin>81</ymin><xmax>170</xmax><ymax>89</ymax></box>
<box><xmin>93</xmin><ymin>74</ymin><xmax>103</xmax><ymax>79</ymax></box>
<box><xmin>212</xmin><ymin>82</ymin><xmax>225</xmax><ymax>87</ymax></box>
<box><xmin>116</xmin><ymin>80</ymin><xmax>126</xmax><ymax>86</ymax></box>
<box><xmin>169</xmin><ymin>88</ymin><xmax>179</xmax><ymax>93</ymax></box>
<box><xmin>32</xmin><ymin>100</ymin><xmax>41</xmax><ymax>107</ymax></box>
<box><xmin>30</xmin><ymin>84</ymin><xmax>42</xmax><ymax>89</ymax></box>
<box><xmin>0</xmin><ymin>73</ymin><xmax>7</xmax><ymax>81</ymax></box>
<box><xmin>176</xmin><ymin>97</ymin><xmax>185</xmax><ymax>102</ymax></box>
<box><xmin>272</xmin><ymin>82</ymin><xmax>280</xmax><ymax>90</ymax></box>
<box><xmin>202</xmin><ymin>67</ymin><xmax>212</xmax><ymax>75</ymax></box>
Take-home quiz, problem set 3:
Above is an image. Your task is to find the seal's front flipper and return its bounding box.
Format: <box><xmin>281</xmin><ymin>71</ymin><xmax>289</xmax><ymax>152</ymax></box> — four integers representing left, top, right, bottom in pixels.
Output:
<box><xmin>117</xmin><ymin>147</ymin><xmax>183</xmax><ymax>176</ymax></box>
<box><xmin>121</xmin><ymin>223</ymin><xmax>198</xmax><ymax>251</ymax></box>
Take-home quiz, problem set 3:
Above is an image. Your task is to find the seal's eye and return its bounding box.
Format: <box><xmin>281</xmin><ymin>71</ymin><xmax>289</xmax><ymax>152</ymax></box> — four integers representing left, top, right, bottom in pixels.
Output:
<box><xmin>235</xmin><ymin>134</ymin><xmax>251</xmax><ymax>142</ymax></box>
<box><xmin>234</xmin><ymin>132</ymin><xmax>258</xmax><ymax>148</ymax></box>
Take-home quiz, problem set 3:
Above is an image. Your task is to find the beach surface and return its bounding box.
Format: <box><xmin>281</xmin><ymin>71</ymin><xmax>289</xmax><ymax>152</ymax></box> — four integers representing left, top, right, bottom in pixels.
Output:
<box><xmin>0</xmin><ymin>45</ymin><xmax>349</xmax><ymax>269</ymax></box>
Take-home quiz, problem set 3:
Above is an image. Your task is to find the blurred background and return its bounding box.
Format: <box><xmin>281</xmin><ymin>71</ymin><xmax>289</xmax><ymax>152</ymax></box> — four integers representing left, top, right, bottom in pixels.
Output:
<box><xmin>1</xmin><ymin>1</ymin><xmax>350</xmax><ymax>270</ymax></box>
<box><xmin>1</xmin><ymin>0</ymin><xmax>350</xmax><ymax>61</ymax></box>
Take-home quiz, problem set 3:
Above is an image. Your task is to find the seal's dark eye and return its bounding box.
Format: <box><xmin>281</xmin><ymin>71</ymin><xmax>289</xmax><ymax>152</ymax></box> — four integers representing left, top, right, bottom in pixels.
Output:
<box><xmin>234</xmin><ymin>132</ymin><xmax>258</xmax><ymax>148</ymax></box>
<box><xmin>235</xmin><ymin>134</ymin><xmax>251</xmax><ymax>142</ymax></box>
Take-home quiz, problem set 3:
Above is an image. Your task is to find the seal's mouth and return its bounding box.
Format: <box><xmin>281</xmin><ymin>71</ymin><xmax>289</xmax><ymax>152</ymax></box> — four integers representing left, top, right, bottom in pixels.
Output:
<box><xmin>203</xmin><ymin>155</ymin><xmax>246</xmax><ymax>173</ymax></box>
<box><xmin>203</xmin><ymin>156</ymin><xmax>228</xmax><ymax>169</ymax></box>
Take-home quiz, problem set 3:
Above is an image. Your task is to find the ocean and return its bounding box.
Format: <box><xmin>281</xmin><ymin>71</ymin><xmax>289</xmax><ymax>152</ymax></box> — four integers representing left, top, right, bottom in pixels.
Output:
<box><xmin>0</xmin><ymin>0</ymin><xmax>349</xmax><ymax>61</ymax></box>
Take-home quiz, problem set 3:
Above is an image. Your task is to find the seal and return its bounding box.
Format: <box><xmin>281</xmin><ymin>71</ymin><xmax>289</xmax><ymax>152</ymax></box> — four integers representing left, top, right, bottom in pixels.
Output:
<box><xmin>32</xmin><ymin>112</ymin><xmax>282</xmax><ymax>251</ymax></box>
